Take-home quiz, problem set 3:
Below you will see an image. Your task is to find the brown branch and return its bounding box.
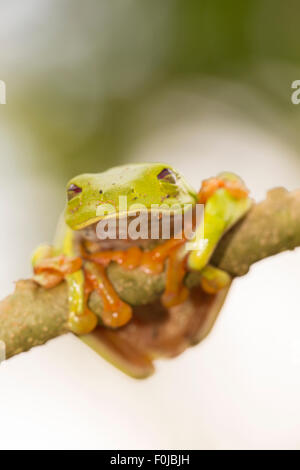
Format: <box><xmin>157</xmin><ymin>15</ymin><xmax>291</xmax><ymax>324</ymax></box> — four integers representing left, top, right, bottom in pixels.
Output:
<box><xmin>213</xmin><ymin>187</ymin><xmax>300</xmax><ymax>275</ymax></box>
<box><xmin>1</xmin><ymin>187</ymin><xmax>300</xmax><ymax>360</ymax></box>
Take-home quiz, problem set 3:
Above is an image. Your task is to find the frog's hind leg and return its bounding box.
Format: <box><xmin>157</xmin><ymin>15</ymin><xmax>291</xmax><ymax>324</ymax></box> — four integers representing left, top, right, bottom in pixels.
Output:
<box><xmin>84</xmin><ymin>261</ymin><xmax>132</xmax><ymax>329</ymax></box>
<box><xmin>32</xmin><ymin>236</ymin><xmax>98</xmax><ymax>335</ymax></box>
<box><xmin>161</xmin><ymin>245</ymin><xmax>189</xmax><ymax>308</ymax></box>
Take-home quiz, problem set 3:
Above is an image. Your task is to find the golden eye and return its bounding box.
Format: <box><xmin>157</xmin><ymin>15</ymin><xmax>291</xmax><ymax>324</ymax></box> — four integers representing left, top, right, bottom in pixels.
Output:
<box><xmin>67</xmin><ymin>184</ymin><xmax>82</xmax><ymax>201</ymax></box>
<box><xmin>157</xmin><ymin>168</ymin><xmax>176</xmax><ymax>184</ymax></box>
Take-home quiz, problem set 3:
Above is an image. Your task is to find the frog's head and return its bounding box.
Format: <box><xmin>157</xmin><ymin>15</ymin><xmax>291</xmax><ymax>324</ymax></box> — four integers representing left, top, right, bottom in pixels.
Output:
<box><xmin>65</xmin><ymin>163</ymin><xmax>197</xmax><ymax>231</ymax></box>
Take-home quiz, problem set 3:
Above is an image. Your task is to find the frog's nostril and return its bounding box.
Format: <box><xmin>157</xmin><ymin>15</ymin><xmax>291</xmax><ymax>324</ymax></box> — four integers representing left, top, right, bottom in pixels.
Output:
<box><xmin>68</xmin><ymin>184</ymin><xmax>82</xmax><ymax>201</ymax></box>
<box><xmin>157</xmin><ymin>168</ymin><xmax>176</xmax><ymax>184</ymax></box>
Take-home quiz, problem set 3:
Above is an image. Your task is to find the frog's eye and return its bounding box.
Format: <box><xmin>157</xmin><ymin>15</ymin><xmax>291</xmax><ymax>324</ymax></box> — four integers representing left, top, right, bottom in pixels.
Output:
<box><xmin>157</xmin><ymin>168</ymin><xmax>176</xmax><ymax>184</ymax></box>
<box><xmin>67</xmin><ymin>183</ymin><xmax>82</xmax><ymax>201</ymax></box>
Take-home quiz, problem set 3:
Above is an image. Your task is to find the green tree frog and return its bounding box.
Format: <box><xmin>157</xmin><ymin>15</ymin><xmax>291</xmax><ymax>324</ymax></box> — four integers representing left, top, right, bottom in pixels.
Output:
<box><xmin>32</xmin><ymin>163</ymin><xmax>251</xmax><ymax>338</ymax></box>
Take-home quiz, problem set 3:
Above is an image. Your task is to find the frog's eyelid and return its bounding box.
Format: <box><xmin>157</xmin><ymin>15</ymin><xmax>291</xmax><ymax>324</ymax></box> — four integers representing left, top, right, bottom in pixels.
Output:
<box><xmin>157</xmin><ymin>168</ymin><xmax>176</xmax><ymax>183</ymax></box>
<box><xmin>68</xmin><ymin>183</ymin><xmax>82</xmax><ymax>193</ymax></box>
<box><xmin>67</xmin><ymin>184</ymin><xmax>82</xmax><ymax>201</ymax></box>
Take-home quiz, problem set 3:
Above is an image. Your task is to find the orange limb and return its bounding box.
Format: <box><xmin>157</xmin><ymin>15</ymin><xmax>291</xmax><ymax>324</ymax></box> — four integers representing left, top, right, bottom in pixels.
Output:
<box><xmin>83</xmin><ymin>236</ymin><xmax>189</xmax><ymax>311</ymax></box>
<box><xmin>33</xmin><ymin>255</ymin><xmax>82</xmax><ymax>288</ymax></box>
<box><xmin>83</xmin><ymin>246</ymin><xmax>142</xmax><ymax>270</ymax></box>
<box><xmin>33</xmin><ymin>271</ymin><xmax>64</xmax><ymax>289</ymax></box>
<box><xmin>161</xmin><ymin>246</ymin><xmax>189</xmax><ymax>308</ymax></box>
<box><xmin>83</xmin><ymin>237</ymin><xmax>186</xmax><ymax>275</ymax></box>
<box><xmin>198</xmin><ymin>177</ymin><xmax>249</xmax><ymax>204</ymax></box>
<box><xmin>141</xmin><ymin>238</ymin><xmax>186</xmax><ymax>275</ymax></box>
<box><xmin>85</xmin><ymin>262</ymin><xmax>132</xmax><ymax>329</ymax></box>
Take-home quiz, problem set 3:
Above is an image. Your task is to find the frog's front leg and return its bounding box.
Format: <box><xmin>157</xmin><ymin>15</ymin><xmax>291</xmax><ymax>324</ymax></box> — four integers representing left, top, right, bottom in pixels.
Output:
<box><xmin>84</xmin><ymin>262</ymin><xmax>132</xmax><ymax>328</ymax></box>
<box><xmin>32</xmin><ymin>233</ymin><xmax>98</xmax><ymax>335</ymax></box>
<box><xmin>32</xmin><ymin>244</ymin><xmax>82</xmax><ymax>288</ymax></box>
<box><xmin>188</xmin><ymin>173</ymin><xmax>252</xmax><ymax>293</ymax></box>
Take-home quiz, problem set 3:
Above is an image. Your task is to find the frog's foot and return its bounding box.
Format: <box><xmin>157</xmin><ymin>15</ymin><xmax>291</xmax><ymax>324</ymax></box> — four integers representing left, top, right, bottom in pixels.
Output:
<box><xmin>32</xmin><ymin>244</ymin><xmax>60</xmax><ymax>287</ymax></box>
<box><xmin>32</xmin><ymin>245</ymin><xmax>98</xmax><ymax>335</ymax></box>
<box><xmin>200</xmin><ymin>265</ymin><xmax>231</xmax><ymax>294</ymax></box>
<box><xmin>66</xmin><ymin>269</ymin><xmax>98</xmax><ymax>335</ymax></box>
<box><xmin>32</xmin><ymin>244</ymin><xmax>82</xmax><ymax>288</ymax></box>
<box><xmin>68</xmin><ymin>308</ymin><xmax>98</xmax><ymax>336</ymax></box>
<box><xmin>84</xmin><ymin>261</ymin><xmax>133</xmax><ymax>329</ymax></box>
<box><xmin>198</xmin><ymin>173</ymin><xmax>249</xmax><ymax>204</ymax></box>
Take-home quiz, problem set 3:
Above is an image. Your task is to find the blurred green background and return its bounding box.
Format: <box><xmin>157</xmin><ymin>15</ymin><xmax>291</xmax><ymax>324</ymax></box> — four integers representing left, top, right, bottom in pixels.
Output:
<box><xmin>1</xmin><ymin>0</ymin><xmax>300</xmax><ymax>288</ymax></box>
<box><xmin>2</xmin><ymin>0</ymin><xmax>300</xmax><ymax>176</ymax></box>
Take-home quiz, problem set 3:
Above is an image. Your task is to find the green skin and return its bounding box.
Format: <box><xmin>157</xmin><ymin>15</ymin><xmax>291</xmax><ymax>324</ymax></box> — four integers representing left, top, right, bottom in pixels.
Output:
<box><xmin>65</xmin><ymin>163</ymin><xmax>197</xmax><ymax>230</ymax></box>
<box><xmin>33</xmin><ymin>163</ymin><xmax>252</xmax><ymax>335</ymax></box>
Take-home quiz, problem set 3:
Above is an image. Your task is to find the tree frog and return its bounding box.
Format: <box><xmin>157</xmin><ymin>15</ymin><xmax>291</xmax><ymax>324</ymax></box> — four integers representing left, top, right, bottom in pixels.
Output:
<box><xmin>32</xmin><ymin>163</ymin><xmax>251</xmax><ymax>338</ymax></box>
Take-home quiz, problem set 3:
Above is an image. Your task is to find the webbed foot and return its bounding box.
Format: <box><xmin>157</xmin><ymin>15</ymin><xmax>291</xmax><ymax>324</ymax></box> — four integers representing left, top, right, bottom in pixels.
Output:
<box><xmin>32</xmin><ymin>244</ymin><xmax>98</xmax><ymax>335</ymax></box>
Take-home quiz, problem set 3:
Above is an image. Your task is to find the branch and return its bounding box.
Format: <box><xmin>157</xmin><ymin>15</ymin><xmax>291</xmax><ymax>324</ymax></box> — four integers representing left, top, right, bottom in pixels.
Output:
<box><xmin>1</xmin><ymin>187</ymin><xmax>300</xmax><ymax>360</ymax></box>
<box><xmin>213</xmin><ymin>187</ymin><xmax>300</xmax><ymax>275</ymax></box>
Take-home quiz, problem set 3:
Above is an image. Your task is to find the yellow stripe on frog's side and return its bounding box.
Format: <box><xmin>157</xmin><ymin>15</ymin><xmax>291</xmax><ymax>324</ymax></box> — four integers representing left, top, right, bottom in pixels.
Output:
<box><xmin>62</xmin><ymin>225</ymin><xmax>85</xmax><ymax>316</ymax></box>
